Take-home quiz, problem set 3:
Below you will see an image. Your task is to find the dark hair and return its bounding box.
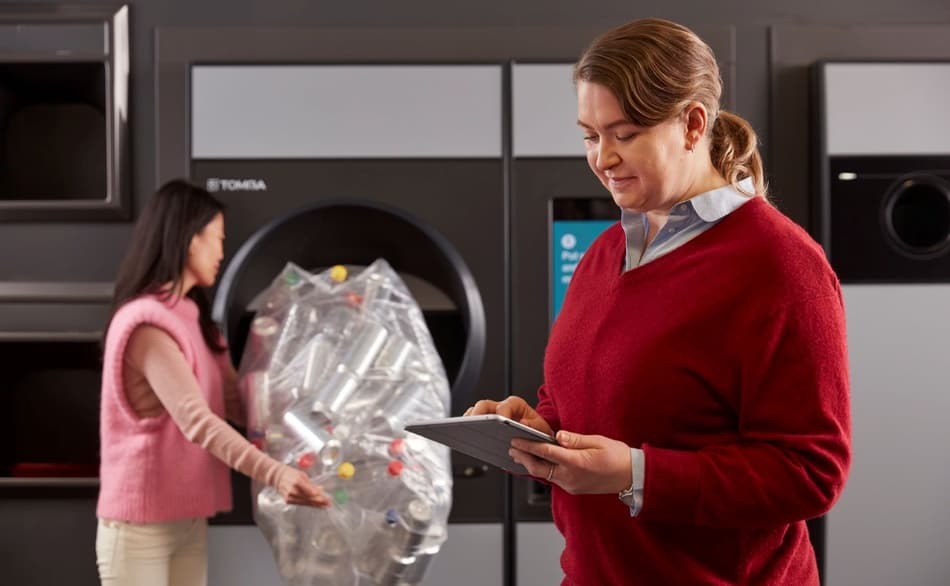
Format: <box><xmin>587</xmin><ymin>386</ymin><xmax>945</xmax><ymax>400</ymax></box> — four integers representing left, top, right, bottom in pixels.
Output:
<box><xmin>104</xmin><ymin>178</ymin><xmax>226</xmax><ymax>352</ymax></box>
<box><xmin>574</xmin><ymin>18</ymin><xmax>767</xmax><ymax>198</ymax></box>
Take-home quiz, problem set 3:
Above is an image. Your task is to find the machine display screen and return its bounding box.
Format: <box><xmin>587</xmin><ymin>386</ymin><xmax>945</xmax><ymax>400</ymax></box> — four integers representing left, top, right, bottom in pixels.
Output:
<box><xmin>550</xmin><ymin>198</ymin><xmax>617</xmax><ymax>322</ymax></box>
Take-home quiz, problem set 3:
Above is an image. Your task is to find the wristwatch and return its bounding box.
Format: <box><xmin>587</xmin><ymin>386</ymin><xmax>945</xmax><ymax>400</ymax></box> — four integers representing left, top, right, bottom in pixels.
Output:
<box><xmin>618</xmin><ymin>483</ymin><xmax>638</xmax><ymax>507</ymax></box>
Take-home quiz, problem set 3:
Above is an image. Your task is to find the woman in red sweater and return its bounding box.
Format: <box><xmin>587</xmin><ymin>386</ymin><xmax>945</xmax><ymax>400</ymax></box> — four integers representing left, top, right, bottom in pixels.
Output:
<box><xmin>467</xmin><ymin>18</ymin><xmax>851</xmax><ymax>585</ymax></box>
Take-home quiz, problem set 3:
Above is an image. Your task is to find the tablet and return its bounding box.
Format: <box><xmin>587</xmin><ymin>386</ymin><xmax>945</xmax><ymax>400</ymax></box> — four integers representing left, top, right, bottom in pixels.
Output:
<box><xmin>404</xmin><ymin>414</ymin><xmax>556</xmax><ymax>475</ymax></box>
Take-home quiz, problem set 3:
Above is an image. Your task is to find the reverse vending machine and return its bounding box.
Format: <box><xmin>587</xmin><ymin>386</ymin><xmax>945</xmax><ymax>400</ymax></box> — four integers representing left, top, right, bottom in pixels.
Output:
<box><xmin>814</xmin><ymin>61</ymin><xmax>950</xmax><ymax>586</ymax></box>
<box><xmin>155</xmin><ymin>24</ymin><xmax>738</xmax><ymax>586</ymax></box>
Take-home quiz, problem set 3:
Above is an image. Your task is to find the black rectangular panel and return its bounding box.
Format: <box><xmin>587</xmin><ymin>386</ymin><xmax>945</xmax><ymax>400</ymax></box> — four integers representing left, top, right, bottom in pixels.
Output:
<box><xmin>192</xmin><ymin>159</ymin><xmax>507</xmax><ymax>524</ymax></box>
<box><xmin>826</xmin><ymin>155</ymin><xmax>950</xmax><ymax>282</ymax></box>
<box><xmin>510</xmin><ymin>159</ymin><xmax>610</xmax><ymax>522</ymax></box>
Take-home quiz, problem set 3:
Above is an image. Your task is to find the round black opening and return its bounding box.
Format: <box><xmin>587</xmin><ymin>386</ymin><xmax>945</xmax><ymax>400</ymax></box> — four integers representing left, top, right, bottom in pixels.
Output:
<box><xmin>883</xmin><ymin>175</ymin><xmax>950</xmax><ymax>257</ymax></box>
<box><xmin>212</xmin><ymin>198</ymin><xmax>486</xmax><ymax>409</ymax></box>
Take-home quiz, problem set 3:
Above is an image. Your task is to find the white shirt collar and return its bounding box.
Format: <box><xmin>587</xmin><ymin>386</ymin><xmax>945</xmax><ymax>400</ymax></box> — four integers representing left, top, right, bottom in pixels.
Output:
<box><xmin>688</xmin><ymin>177</ymin><xmax>756</xmax><ymax>222</ymax></box>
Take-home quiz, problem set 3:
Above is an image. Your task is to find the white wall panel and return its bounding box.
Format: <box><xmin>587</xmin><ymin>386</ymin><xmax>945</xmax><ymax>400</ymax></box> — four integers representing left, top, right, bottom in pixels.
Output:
<box><xmin>512</xmin><ymin>63</ymin><xmax>584</xmax><ymax>158</ymax></box>
<box><xmin>517</xmin><ymin>522</ymin><xmax>565</xmax><ymax>586</ymax></box>
<box><xmin>192</xmin><ymin>65</ymin><xmax>502</xmax><ymax>158</ymax></box>
<box><xmin>824</xmin><ymin>63</ymin><xmax>950</xmax><ymax>156</ymax></box>
<box><xmin>827</xmin><ymin>285</ymin><xmax>950</xmax><ymax>585</ymax></box>
<box><xmin>209</xmin><ymin>523</ymin><xmax>503</xmax><ymax>586</ymax></box>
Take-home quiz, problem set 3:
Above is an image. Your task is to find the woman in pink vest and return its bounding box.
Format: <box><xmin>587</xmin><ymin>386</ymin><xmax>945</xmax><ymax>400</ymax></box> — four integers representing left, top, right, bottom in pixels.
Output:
<box><xmin>96</xmin><ymin>179</ymin><xmax>329</xmax><ymax>586</ymax></box>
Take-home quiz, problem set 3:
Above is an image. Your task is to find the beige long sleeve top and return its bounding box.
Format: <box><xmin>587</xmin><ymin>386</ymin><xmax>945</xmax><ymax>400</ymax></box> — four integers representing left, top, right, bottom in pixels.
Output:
<box><xmin>122</xmin><ymin>324</ymin><xmax>290</xmax><ymax>488</ymax></box>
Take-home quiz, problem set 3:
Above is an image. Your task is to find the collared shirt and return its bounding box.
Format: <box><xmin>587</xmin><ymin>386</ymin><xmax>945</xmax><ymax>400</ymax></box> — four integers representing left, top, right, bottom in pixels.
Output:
<box><xmin>620</xmin><ymin>178</ymin><xmax>755</xmax><ymax>516</ymax></box>
<box><xmin>621</xmin><ymin>178</ymin><xmax>755</xmax><ymax>271</ymax></box>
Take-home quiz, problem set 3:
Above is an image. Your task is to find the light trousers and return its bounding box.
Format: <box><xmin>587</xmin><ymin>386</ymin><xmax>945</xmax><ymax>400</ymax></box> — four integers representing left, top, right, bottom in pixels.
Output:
<box><xmin>96</xmin><ymin>517</ymin><xmax>208</xmax><ymax>586</ymax></box>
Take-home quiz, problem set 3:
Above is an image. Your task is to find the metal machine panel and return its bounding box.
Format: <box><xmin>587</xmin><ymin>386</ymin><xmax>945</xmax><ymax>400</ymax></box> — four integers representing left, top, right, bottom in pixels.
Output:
<box><xmin>509</xmin><ymin>158</ymin><xmax>607</xmax><ymax>524</ymax></box>
<box><xmin>192</xmin><ymin>65</ymin><xmax>502</xmax><ymax>159</ymax></box>
<box><xmin>768</xmin><ymin>24</ymin><xmax>950</xmax><ymax>232</ymax></box>
<box><xmin>209</xmin><ymin>524</ymin><xmax>504</xmax><ymax>586</ymax></box>
<box><xmin>822</xmin><ymin>62</ymin><xmax>950</xmax><ymax>157</ymax></box>
<box><xmin>192</xmin><ymin>159</ymin><xmax>508</xmax><ymax>525</ymax></box>
<box><xmin>814</xmin><ymin>61</ymin><xmax>950</xmax><ymax>284</ymax></box>
<box><xmin>512</xmin><ymin>63</ymin><xmax>583</xmax><ymax>158</ymax></box>
<box><xmin>157</xmin><ymin>24</ymin><xmax>738</xmax><ymax>586</ymax></box>
<box><xmin>828</xmin><ymin>285</ymin><xmax>950</xmax><ymax>586</ymax></box>
<box><xmin>418</xmin><ymin>524</ymin><xmax>504</xmax><ymax>585</ymax></box>
<box><xmin>515</xmin><ymin>522</ymin><xmax>565</xmax><ymax>586</ymax></box>
<box><xmin>0</xmin><ymin>497</ymin><xmax>99</xmax><ymax>586</ymax></box>
<box><xmin>814</xmin><ymin>59</ymin><xmax>950</xmax><ymax>584</ymax></box>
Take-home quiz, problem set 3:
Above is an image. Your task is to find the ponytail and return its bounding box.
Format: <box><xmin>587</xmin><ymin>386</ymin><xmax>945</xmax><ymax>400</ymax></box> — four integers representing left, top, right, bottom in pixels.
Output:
<box><xmin>710</xmin><ymin>110</ymin><xmax>768</xmax><ymax>199</ymax></box>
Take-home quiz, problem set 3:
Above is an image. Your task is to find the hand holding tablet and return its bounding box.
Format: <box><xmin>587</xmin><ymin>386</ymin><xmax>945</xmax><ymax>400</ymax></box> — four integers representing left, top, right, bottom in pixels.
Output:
<box><xmin>405</xmin><ymin>414</ymin><xmax>556</xmax><ymax>476</ymax></box>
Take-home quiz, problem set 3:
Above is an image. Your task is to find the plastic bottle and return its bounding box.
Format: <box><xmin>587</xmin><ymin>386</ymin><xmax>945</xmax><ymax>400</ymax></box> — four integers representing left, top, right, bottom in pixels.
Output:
<box><xmin>357</xmin><ymin>499</ymin><xmax>433</xmax><ymax>585</ymax></box>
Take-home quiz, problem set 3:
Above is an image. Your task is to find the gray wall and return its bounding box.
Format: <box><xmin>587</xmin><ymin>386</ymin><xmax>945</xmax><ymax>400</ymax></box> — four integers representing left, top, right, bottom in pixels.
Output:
<box><xmin>1</xmin><ymin>0</ymin><xmax>949</xmax><ymax>282</ymax></box>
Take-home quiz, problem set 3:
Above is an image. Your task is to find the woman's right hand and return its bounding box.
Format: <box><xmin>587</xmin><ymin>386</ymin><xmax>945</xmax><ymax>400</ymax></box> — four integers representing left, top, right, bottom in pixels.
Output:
<box><xmin>464</xmin><ymin>395</ymin><xmax>554</xmax><ymax>437</ymax></box>
<box><xmin>277</xmin><ymin>467</ymin><xmax>331</xmax><ymax>507</ymax></box>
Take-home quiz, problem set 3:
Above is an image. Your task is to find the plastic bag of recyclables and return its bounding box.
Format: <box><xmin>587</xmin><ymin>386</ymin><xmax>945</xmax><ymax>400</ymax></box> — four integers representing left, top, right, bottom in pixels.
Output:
<box><xmin>237</xmin><ymin>259</ymin><xmax>453</xmax><ymax>586</ymax></box>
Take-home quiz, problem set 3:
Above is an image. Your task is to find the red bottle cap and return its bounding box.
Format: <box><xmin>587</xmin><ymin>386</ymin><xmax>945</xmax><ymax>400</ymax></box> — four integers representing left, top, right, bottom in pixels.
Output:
<box><xmin>297</xmin><ymin>452</ymin><xmax>316</xmax><ymax>469</ymax></box>
<box><xmin>388</xmin><ymin>438</ymin><xmax>405</xmax><ymax>457</ymax></box>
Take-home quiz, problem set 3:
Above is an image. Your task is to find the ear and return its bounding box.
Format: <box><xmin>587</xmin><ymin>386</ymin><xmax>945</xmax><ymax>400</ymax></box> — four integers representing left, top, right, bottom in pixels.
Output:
<box><xmin>682</xmin><ymin>102</ymin><xmax>708</xmax><ymax>150</ymax></box>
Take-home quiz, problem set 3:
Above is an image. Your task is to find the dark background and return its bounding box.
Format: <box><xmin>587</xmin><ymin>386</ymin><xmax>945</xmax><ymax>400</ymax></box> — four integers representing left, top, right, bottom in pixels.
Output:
<box><xmin>0</xmin><ymin>0</ymin><xmax>949</xmax><ymax>282</ymax></box>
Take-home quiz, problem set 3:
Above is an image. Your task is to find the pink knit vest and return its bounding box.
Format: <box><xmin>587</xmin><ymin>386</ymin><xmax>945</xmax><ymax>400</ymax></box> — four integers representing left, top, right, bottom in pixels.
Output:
<box><xmin>97</xmin><ymin>294</ymin><xmax>232</xmax><ymax>522</ymax></box>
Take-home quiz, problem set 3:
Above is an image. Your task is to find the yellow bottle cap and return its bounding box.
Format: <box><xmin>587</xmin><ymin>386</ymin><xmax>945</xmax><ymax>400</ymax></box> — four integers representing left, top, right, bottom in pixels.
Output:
<box><xmin>337</xmin><ymin>461</ymin><xmax>355</xmax><ymax>479</ymax></box>
<box><xmin>330</xmin><ymin>265</ymin><xmax>348</xmax><ymax>282</ymax></box>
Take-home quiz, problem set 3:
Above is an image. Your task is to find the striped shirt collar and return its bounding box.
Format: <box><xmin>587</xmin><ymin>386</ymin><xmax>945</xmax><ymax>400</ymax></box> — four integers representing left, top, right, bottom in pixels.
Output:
<box><xmin>620</xmin><ymin>178</ymin><xmax>755</xmax><ymax>270</ymax></box>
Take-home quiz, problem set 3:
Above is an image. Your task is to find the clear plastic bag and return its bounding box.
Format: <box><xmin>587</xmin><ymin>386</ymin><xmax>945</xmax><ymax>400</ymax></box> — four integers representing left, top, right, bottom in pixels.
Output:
<box><xmin>237</xmin><ymin>259</ymin><xmax>452</xmax><ymax>586</ymax></box>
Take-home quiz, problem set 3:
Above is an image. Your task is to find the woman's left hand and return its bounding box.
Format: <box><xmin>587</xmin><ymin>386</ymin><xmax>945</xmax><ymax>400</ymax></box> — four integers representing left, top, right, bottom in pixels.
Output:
<box><xmin>509</xmin><ymin>430</ymin><xmax>632</xmax><ymax>495</ymax></box>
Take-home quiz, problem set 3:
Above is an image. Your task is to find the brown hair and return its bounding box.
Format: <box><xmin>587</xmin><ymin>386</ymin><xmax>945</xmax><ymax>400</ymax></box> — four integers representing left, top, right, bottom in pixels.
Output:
<box><xmin>574</xmin><ymin>18</ymin><xmax>767</xmax><ymax>198</ymax></box>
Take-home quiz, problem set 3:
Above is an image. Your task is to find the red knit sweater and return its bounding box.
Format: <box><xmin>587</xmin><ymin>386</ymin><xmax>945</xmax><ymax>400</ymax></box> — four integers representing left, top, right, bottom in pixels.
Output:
<box><xmin>537</xmin><ymin>197</ymin><xmax>851</xmax><ymax>585</ymax></box>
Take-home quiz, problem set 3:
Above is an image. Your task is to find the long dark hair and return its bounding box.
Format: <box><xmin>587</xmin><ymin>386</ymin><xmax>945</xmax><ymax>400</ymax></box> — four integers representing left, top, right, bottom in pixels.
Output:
<box><xmin>104</xmin><ymin>178</ymin><xmax>226</xmax><ymax>353</ymax></box>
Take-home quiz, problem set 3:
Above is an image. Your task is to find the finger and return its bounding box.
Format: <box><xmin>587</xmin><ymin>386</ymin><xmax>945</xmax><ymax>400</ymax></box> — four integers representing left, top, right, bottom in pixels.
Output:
<box><xmin>309</xmin><ymin>494</ymin><xmax>331</xmax><ymax>507</ymax></box>
<box><xmin>555</xmin><ymin>430</ymin><xmax>604</xmax><ymax>450</ymax></box>
<box><xmin>302</xmin><ymin>483</ymin><xmax>326</xmax><ymax>499</ymax></box>
<box><xmin>508</xmin><ymin>447</ymin><xmax>551</xmax><ymax>478</ymax></box>
<box><xmin>495</xmin><ymin>396</ymin><xmax>526</xmax><ymax>419</ymax></box>
<box><xmin>469</xmin><ymin>400</ymin><xmax>499</xmax><ymax>415</ymax></box>
<box><xmin>289</xmin><ymin>491</ymin><xmax>330</xmax><ymax>507</ymax></box>
<box><xmin>510</xmin><ymin>437</ymin><xmax>564</xmax><ymax>462</ymax></box>
<box><xmin>292</xmin><ymin>496</ymin><xmax>327</xmax><ymax>507</ymax></box>
<box><xmin>287</xmin><ymin>482</ymin><xmax>315</xmax><ymax>499</ymax></box>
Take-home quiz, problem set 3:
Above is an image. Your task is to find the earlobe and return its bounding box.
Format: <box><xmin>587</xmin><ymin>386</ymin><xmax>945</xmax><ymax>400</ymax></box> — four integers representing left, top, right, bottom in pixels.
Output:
<box><xmin>686</xmin><ymin>130</ymin><xmax>702</xmax><ymax>152</ymax></box>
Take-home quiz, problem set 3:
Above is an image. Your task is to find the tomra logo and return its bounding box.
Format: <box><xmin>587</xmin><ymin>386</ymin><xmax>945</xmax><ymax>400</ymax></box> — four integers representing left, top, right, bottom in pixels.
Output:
<box><xmin>205</xmin><ymin>178</ymin><xmax>268</xmax><ymax>192</ymax></box>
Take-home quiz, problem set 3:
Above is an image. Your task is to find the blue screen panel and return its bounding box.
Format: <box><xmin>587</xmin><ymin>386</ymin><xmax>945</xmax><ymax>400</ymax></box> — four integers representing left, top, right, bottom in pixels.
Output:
<box><xmin>551</xmin><ymin>219</ymin><xmax>614</xmax><ymax>321</ymax></box>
